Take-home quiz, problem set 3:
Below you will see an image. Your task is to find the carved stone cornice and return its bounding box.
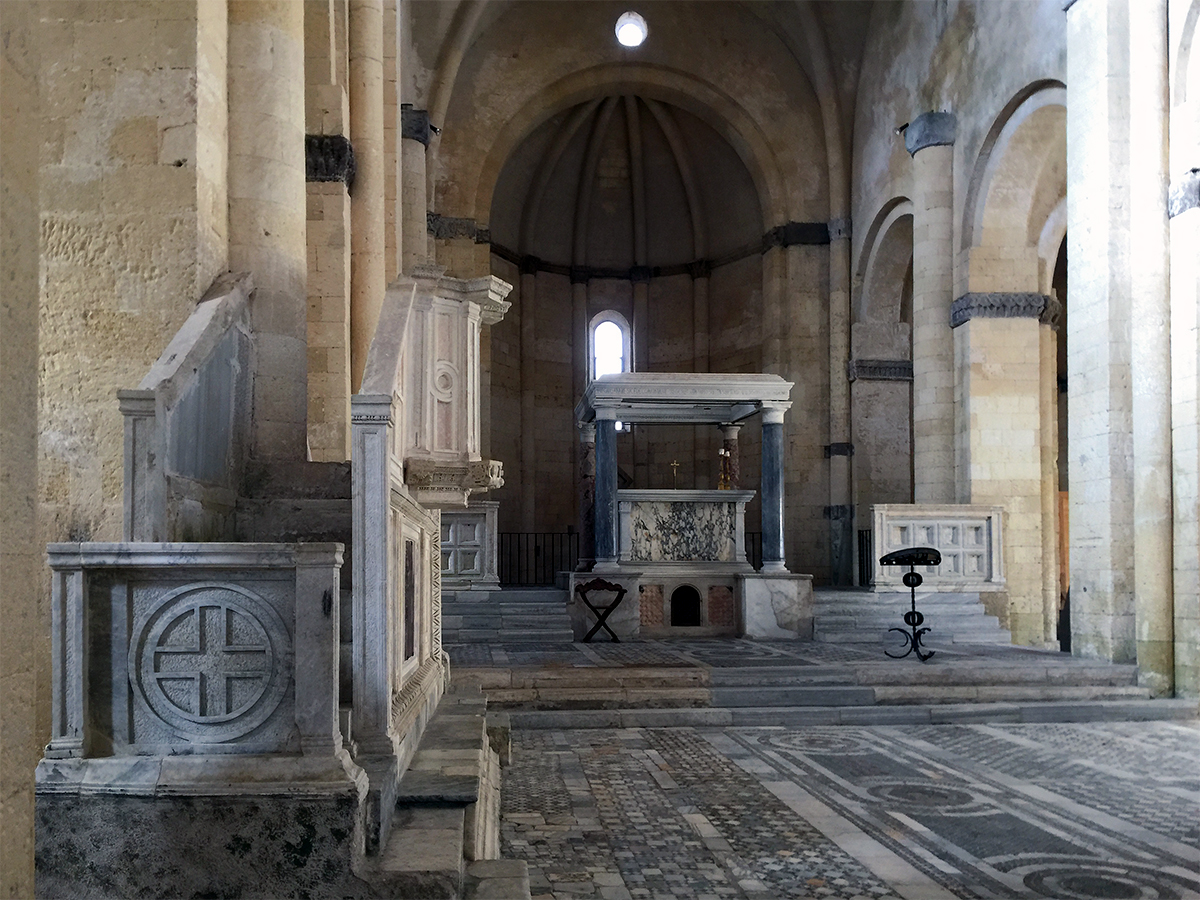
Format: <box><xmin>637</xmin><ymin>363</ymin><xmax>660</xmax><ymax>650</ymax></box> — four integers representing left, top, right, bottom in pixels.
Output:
<box><xmin>950</xmin><ymin>292</ymin><xmax>1052</xmax><ymax>328</ymax></box>
<box><xmin>846</xmin><ymin>359</ymin><xmax>913</xmax><ymax>382</ymax></box>
<box><xmin>405</xmin><ymin>457</ymin><xmax>504</xmax><ymax>508</ymax></box>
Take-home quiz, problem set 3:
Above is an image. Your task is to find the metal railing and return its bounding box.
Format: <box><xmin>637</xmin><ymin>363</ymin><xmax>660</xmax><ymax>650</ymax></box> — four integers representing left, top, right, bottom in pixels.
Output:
<box><xmin>499</xmin><ymin>532</ymin><xmax>580</xmax><ymax>585</ymax></box>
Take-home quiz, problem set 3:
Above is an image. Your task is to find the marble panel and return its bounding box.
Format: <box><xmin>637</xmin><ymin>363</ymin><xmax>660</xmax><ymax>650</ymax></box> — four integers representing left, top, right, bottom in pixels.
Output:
<box><xmin>738</xmin><ymin>574</ymin><xmax>814</xmax><ymax>640</ymax></box>
<box><xmin>619</xmin><ymin>490</ymin><xmax>753</xmax><ymax>564</ymax></box>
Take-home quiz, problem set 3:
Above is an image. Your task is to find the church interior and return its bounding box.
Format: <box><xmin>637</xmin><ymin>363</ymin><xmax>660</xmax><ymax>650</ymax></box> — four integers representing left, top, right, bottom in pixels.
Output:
<box><xmin>2</xmin><ymin>0</ymin><xmax>1199</xmax><ymax>896</ymax></box>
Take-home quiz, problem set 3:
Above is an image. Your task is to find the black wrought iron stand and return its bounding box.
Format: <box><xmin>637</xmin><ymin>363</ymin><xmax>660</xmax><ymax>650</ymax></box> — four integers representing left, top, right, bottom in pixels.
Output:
<box><xmin>878</xmin><ymin>547</ymin><xmax>941</xmax><ymax>662</ymax></box>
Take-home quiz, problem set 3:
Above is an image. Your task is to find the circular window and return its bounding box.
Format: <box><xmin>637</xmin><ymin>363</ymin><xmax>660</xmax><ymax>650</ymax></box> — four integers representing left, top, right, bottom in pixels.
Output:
<box><xmin>615</xmin><ymin>11</ymin><xmax>648</xmax><ymax>48</ymax></box>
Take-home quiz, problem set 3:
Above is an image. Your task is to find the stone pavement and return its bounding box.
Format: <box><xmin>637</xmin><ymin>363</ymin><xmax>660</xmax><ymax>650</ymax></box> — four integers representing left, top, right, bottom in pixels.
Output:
<box><xmin>500</xmin><ymin>722</ymin><xmax>1200</xmax><ymax>900</ymax></box>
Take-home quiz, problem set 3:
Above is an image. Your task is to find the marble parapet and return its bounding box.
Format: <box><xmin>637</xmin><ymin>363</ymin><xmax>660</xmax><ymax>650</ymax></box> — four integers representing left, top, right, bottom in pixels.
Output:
<box><xmin>41</xmin><ymin>542</ymin><xmax>347</xmax><ymax>760</ymax></box>
<box><xmin>870</xmin><ymin>504</ymin><xmax>1005</xmax><ymax>592</ymax></box>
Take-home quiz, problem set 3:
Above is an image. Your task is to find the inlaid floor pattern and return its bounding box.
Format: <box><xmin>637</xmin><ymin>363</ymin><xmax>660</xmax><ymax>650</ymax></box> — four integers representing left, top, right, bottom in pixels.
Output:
<box><xmin>501</xmin><ymin>722</ymin><xmax>1200</xmax><ymax>900</ymax></box>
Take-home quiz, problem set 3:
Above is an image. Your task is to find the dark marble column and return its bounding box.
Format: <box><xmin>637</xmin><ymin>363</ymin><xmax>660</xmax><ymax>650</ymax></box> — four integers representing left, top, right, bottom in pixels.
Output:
<box><xmin>594</xmin><ymin>417</ymin><xmax>618</xmax><ymax>566</ymax></box>
<box><xmin>577</xmin><ymin>422</ymin><xmax>596</xmax><ymax>570</ymax></box>
<box><xmin>761</xmin><ymin>407</ymin><xmax>787</xmax><ymax>572</ymax></box>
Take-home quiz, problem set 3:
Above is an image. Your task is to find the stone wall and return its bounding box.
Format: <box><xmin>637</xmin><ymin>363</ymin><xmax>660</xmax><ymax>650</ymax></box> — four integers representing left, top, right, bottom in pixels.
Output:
<box><xmin>1</xmin><ymin>3</ymin><xmax>40</xmax><ymax>893</ymax></box>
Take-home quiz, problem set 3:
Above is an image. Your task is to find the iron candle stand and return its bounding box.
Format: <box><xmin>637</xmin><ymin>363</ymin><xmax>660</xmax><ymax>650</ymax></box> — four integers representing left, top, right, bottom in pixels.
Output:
<box><xmin>878</xmin><ymin>546</ymin><xmax>942</xmax><ymax>662</ymax></box>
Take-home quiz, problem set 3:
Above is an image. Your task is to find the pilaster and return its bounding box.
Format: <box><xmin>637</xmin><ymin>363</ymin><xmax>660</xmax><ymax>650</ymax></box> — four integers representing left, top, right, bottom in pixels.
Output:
<box><xmin>951</xmin><ymin>293</ymin><xmax>1053</xmax><ymax>645</ymax></box>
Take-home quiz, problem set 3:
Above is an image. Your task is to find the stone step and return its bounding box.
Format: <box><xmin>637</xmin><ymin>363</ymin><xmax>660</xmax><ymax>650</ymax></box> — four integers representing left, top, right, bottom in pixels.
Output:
<box><xmin>816</xmin><ymin>629</ymin><xmax>1010</xmax><ymax>644</ymax></box>
<box><xmin>448</xmin><ymin>628</ymin><xmax>575</xmax><ymax>644</ymax></box>
<box><xmin>711</xmin><ymin>685</ymin><xmax>876</xmax><ymax>707</ymax></box>
<box><xmin>871</xmin><ymin>684</ymin><xmax>1151</xmax><ymax>704</ymax></box>
<box><xmin>815</xmin><ymin>612</ymin><xmax>1001</xmax><ymax>626</ymax></box>
<box><xmin>464</xmin><ymin>860</ymin><xmax>532</xmax><ymax>900</ymax></box>
<box><xmin>445</xmin><ymin>590</ymin><xmax>567</xmax><ymax>604</ymax></box>
<box><xmin>507</xmin><ymin>698</ymin><xmax>1199</xmax><ymax>729</ymax></box>
<box><xmin>370</xmin><ymin>806</ymin><xmax>465</xmax><ymax>899</ymax></box>
<box><xmin>446</xmin><ymin>614</ymin><xmax>569</xmax><ymax>629</ymax></box>
<box><xmin>443</xmin><ymin>600</ymin><xmax>568</xmax><ymax>612</ymax></box>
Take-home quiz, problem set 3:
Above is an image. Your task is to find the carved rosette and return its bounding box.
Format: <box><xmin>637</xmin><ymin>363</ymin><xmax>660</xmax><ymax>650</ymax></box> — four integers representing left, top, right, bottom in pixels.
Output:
<box><xmin>129</xmin><ymin>582</ymin><xmax>291</xmax><ymax>743</ymax></box>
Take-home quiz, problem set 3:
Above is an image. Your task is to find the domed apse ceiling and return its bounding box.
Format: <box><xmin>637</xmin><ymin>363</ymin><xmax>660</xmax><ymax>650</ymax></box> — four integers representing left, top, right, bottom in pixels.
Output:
<box><xmin>489</xmin><ymin>95</ymin><xmax>763</xmax><ymax>276</ymax></box>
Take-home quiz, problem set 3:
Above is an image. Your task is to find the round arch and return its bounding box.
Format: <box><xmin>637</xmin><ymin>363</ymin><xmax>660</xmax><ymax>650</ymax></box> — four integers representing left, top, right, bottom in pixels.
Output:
<box><xmin>962</xmin><ymin>82</ymin><xmax>1067</xmax><ymax>257</ymax></box>
<box><xmin>855</xmin><ymin>197</ymin><xmax>914</xmax><ymax>326</ymax></box>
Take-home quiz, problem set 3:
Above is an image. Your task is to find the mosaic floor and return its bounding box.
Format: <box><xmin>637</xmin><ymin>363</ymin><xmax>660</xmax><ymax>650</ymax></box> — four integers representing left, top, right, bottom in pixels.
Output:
<box><xmin>501</xmin><ymin>722</ymin><xmax>1200</xmax><ymax>900</ymax></box>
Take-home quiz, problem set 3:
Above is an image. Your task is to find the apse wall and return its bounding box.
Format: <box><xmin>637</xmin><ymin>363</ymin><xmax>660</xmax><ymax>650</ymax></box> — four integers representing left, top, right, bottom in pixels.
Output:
<box><xmin>485</xmin><ymin>96</ymin><xmax>767</xmax><ymax>533</ymax></box>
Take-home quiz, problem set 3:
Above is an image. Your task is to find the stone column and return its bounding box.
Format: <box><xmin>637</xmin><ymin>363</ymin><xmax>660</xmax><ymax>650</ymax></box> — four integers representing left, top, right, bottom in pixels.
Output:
<box><xmin>519</xmin><ymin>259</ymin><xmax>538</xmax><ymax>532</ymax></box>
<box><xmin>578</xmin><ymin>423</ymin><xmax>596</xmax><ymax>570</ymax></box>
<box><xmin>719</xmin><ymin>423</ymin><xmax>741</xmax><ymax>489</ymax></box>
<box><xmin>400</xmin><ymin>104</ymin><xmax>429</xmax><ymax>273</ymax></box>
<box><xmin>1040</xmin><ymin>313</ymin><xmax>1063</xmax><ymax>646</ymax></box>
<box><xmin>1129</xmin><ymin>0</ymin><xmax>1174</xmax><ymax>695</ymax></box>
<box><xmin>349</xmin><ymin>0</ymin><xmax>385</xmax><ymax>391</ymax></box>
<box><xmin>907</xmin><ymin>112</ymin><xmax>957</xmax><ymax>502</ymax></box>
<box><xmin>1066</xmin><ymin>0</ymin><xmax>1138</xmax><ymax>665</ymax></box>
<box><xmin>951</xmin><ymin>292</ymin><xmax>1051</xmax><ymax>645</ymax></box>
<box><xmin>229</xmin><ymin>0</ymin><xmax>308</xmax><ymax>460</ymax></box>
<box><xmin>761</xmin><ymin>406</ymin><xmax>788</xmax><ymax>573</ymax></box>
<box><xmin>1169</xmin><ymin>0</ymin><xmax>1200</xmax><ymax>696</ymax></box>
<box><xmin>692</xmin><ymin>262</ymin><xmax>711</xmax><ymax>486</ymax></box>
<box><xmin>593</xmin><ymin>416</ymin><xmax>618</xmax><ymax>569</ymax></box>
<box><xmin>633</xmin><ymin>269</ymin><xmax>651</xmax><ymax>486</ymax></box>
<box><xmin>828</xmin><ymin>220</ymin><xmax>854</xmax><ymax>585</ymax></box>
<box><xmin>1170</xmin><ymin>167</ymin><xmax>1200</xmax><ymax>697</ymax></box>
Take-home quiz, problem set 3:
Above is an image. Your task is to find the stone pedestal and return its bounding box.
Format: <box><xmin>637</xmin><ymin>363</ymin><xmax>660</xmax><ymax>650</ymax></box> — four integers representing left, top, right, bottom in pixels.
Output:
<box><xmin>737</xmin><ymin>573</ymin><xmax>814</xmax><ymax>640</ymax></box>
<box><xmin>36</xmin><ymin>542</ymin><xmax>367</xmax><ymax>898</ymax></box>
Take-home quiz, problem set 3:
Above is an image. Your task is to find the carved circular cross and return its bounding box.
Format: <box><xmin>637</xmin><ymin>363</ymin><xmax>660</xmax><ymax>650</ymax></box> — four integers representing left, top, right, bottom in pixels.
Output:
<box><xmin>130</xmin><ymin>583</ymin><xmax>291</xmax><ymax>743</ymax></box>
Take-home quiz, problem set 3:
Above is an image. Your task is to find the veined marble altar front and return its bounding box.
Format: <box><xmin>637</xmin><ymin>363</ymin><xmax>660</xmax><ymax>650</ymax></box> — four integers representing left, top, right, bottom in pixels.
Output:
<box><xmin>573</xmin><ymin>373</ymin><xmax>813</xmax><ymax>640</ymax></box>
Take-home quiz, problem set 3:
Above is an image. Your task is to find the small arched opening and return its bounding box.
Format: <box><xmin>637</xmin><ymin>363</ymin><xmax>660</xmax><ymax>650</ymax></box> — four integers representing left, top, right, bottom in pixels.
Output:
<box><xmin>670</xmin><ymin>584</ymin><xmax>703</xmax><ymax>626</ymax></box>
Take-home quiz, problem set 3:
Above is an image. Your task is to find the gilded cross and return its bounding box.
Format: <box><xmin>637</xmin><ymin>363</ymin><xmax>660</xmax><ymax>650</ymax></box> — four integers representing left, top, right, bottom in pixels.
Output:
<box><xmin>670</xmin><ymin>459</ymin><xmax>680</xmax><ymax>489</ymax></box>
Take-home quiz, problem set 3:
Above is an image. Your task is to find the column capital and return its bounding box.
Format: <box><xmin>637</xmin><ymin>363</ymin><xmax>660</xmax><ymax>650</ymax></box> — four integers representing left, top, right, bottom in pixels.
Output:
<box><xmin>400</xmin><ymin>104</ymin><xmax>430</xmax><ymax>146</ymax></box>
<box><xmin>950</xmin><ymin>291</ymin><xmax>1051</xmax><ymax>328</ymax></box>
<box><xmin>578</xmin><ymin>421</ymin><xmax>597</xmax><ymax>443</ymax></box>
<box><xmin>305</xmin><ymin>135</ymin><xmax>356</xmax><ymax>188</ymax></box>
<box><xmin>761</xmin><ymin>403</ymin><xmax>789</xmax><ymax>425</ymax></box>
<box><xmin>905</xmin><ymin>111</ymin><xmax>956</xmax><ymax>156</ymax></box>
<box><xmin>1169</xmin><ymin>168</ymin><xmax>1200</xmax><ymax>219</ymax></box>
<box><xmin>718</xmin><ymin>422</ymin><xmax>743</xmax><ymax>440</ymax></box>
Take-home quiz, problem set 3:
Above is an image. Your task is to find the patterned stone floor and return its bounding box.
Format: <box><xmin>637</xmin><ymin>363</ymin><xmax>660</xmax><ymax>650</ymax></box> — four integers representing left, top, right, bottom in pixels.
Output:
<box><xmin>501</xmin><ymin>722</ymin><xmax>1200</xmax><ymax>900</ymax></box>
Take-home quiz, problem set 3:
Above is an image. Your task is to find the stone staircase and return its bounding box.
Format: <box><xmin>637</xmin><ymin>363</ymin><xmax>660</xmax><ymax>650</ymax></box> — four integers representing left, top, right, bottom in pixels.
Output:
<box><xmin>364</xmin><ymin>687</ymin><xmax>531</xmax><ymax>899</ymax></box>
<box><xmin>814</xmin><ymin>588</ymin><xmax>1011</xmax><ymax>645</ymax></box>
<box><xmin>442</xmin><ymin>588</ymin><xmax>574</xmax><ymax>644</ymax></box>
<box><xmin>455</xmin><ymin>651</ymin><xmax>1197</xmax><ymax>728</ymax></box>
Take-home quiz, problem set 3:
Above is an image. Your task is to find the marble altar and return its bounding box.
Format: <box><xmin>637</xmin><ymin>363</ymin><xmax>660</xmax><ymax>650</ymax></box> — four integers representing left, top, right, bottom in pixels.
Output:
<box><xmin>574</xmin><ymin>373</ymin><xmax>811</xmax><ymax>638</ymax></box>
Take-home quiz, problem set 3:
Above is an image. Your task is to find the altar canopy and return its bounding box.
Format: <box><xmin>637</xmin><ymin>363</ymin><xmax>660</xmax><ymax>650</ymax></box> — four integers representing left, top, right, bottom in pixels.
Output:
<box><xmin>575</xmin><ymin>373</ymin><xmax>794</xmax><ymax>573</ymax></box>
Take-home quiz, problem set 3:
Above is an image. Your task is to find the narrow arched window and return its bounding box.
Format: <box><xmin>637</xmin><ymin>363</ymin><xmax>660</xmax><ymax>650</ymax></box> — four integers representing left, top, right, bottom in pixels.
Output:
<box><xmin>589</xmin><ymin>311</ymin><xmax>632</xmax><ymax>381</ymax></box>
